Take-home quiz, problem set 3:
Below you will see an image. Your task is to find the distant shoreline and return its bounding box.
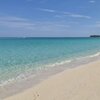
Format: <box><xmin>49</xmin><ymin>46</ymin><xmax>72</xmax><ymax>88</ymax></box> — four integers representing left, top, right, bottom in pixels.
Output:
<box><xmin>90</xmin><ymin>35</ymin><xmax>100</xmax><ymax>37</ymax></box>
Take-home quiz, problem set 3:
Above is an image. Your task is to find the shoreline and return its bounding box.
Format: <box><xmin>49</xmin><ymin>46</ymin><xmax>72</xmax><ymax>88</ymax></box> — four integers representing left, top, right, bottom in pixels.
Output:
<box><xmin>4</xmin><ymin>61</ymin><xmax>100</xmax><ymax>100</ymax></box>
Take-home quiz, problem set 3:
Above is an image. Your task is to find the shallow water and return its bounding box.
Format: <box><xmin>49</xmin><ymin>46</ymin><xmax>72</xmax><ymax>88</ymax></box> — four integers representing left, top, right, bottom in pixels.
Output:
<box><xmin>0</xmin><ymin>37</ymin><xmax>100</xmax><ymax>86</ymax></box>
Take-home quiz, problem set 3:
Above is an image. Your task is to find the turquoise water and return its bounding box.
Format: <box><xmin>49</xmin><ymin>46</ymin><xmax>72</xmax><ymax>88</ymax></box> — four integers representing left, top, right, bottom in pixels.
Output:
<box><xmin>0</xmin><ymin>37</ymin><xmax>100</xmax><ymax>85</ymax></box>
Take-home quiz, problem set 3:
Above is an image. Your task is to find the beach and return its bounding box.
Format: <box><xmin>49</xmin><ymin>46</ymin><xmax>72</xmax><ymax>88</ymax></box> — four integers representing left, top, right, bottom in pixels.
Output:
<box><xmin>4</xmin><ymin>60</ymin><xmax>100</xmax><ymax>100</ymax></box>
<box><xmin>0</xmin><ymin>0</ymin><xmax>100</xmax><ymax>99</ymax></box>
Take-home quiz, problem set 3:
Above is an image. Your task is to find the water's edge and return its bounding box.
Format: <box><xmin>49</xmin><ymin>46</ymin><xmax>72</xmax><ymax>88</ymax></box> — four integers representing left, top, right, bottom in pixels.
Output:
<box><xmin>1</xmin><ymin>52</ymin><xmax>100</xmax><ymax>99</ymax></box>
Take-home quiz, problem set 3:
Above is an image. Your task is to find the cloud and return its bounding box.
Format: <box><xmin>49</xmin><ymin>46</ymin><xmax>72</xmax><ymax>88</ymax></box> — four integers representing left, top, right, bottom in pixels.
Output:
<box><xmin>0</xmin><ymin>16</ymin><xmax>35</xmax><ymax>29</ymax></box>
<box><xmin>38</xmin><ymin>8</ymin><xmax>55</xmax><ymax>13</ymax></box>
<box><xmin>55</xmin><ymin>12</ymin><xmax>91</xmax><ymax>19</ymax></box>
<box><xmin>0</xmin><ymin>15</ymin><xmax>70</xmax><ymax>35</ymax></box>
<box><xmin>89</xmin><ymin>0</ymin><xmax>95</xmax><ymax>3</ymax></box>
<box><xmin>39</xmin><ymin>8</ymin><xmax>91</xmax><ymax>19</ymax></box>
<box><xmin>87</xmin><ymin>21</ymin><xmax>100</xmax><ymax>28</ymax></box>
<box><xmin>93</xmin><ymin>22</ymin><xmax>100</xmax><ymax>28</ymax></box>
<box><xmin>69</xmin><ymin>14</ymin><xmax>91</xmax><ymax>19</ymax></box>
<box><xmin>0</xmin><ymin>16</ymin><xmax>27</xmax><ymax>22</ymax></box>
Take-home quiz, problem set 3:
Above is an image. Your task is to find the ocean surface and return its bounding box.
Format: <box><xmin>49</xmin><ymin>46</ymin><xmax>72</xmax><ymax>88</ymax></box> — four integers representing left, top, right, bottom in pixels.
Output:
<box><xmin>0</xmin><ymin>37</ymin><xmax>100</xmax><ymax>86</ymax></box>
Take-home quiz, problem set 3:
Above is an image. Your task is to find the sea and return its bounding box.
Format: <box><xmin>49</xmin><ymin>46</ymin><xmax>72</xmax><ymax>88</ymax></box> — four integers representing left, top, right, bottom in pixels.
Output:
<box><xmin>0</xmin><ymin>37</ymin><xmax>100</xmax><ymax>87</ymax></box>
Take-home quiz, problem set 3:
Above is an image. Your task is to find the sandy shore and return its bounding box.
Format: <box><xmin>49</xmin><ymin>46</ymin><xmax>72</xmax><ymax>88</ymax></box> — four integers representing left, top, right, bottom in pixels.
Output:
<box><xmin>4</xmin><ymin>60</ymin><xmax>100</xmax><ymax>100</ymax></box>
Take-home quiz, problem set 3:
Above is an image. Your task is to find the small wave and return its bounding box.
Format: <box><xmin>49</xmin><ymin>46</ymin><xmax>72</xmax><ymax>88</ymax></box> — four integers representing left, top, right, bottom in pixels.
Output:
<box><xmin>45</xmin><ymin>60</ymin><xmax>72</xmax><ymax>68</ymax></box>
<box><xmin>89</xmin><ymin>52</ymin><xmax>100</xmax><ymax>57</ymax></box>
<box><xmin>0</xmin><ymin>78</ymin><xmax>15</xmax><ymax>87</ymax></box>
<box><xmin>76</xmin><ymin>52</ymin><xmax>100</xmax><ymax>60</ymax></box>
<box><xmin>0</xmin><ymin>73</ymin><xmax>36</xmax><ymax>87</ymax></box>
<box><xmin>33</xmin><ymin>60</ymin><xmax>72</xmax><ymax>71</ymax></box>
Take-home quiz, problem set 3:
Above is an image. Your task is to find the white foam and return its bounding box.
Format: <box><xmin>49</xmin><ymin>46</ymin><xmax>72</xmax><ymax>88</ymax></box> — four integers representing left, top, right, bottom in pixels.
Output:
<box><xmin>0</xmin><ymin>72</ymin><xmax>36</xmax><ymax>87</ymax></box>
<box><xmin>46</xmin><ymin>60</ymin><xmax>72</xmax><ymax>67</ymax></box>
<box><xmin>76</xmin><ymin>52</ymin><xmax>100</xmax><ymax>60</ymax></box>
<box><xmin>89</xmin><ymin>52</ymin><xmax>100</xmax><ymax>57</ymax></box>
<box><xmin>0</xmin><ymin>78</ymin><xmax>15</xmax><ymax>87</ymax></box>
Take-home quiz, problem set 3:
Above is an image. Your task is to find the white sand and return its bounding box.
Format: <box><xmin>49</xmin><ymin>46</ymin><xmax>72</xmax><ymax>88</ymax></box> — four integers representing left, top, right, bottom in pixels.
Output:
<box><xmin>4</xmin><ymin>61</ymin><xmax>100</xmax><ymax>100</ymax></box>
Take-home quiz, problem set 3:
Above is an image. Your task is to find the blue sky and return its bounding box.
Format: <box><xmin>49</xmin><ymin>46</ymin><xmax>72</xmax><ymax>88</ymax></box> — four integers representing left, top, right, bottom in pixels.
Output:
<box><xmin>0</xmin><ymin>0</ymin><xmax>100</xmax><ymax>37</ymax></box>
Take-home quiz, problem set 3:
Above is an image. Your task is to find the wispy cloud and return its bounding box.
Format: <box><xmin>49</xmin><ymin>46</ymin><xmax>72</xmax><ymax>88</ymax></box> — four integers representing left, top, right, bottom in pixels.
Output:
<box><xmin>0</xmin><ymin>16</ymin><xmax>27</xmax><ymax>22</ymax></box>
<box><xmin>93</xmin><ymin>22</ymin><xmax>100</xmax><ymax>28</ymax></box>
<box><xmin>87</xmin><ymin>21</ymin><xmax>100</xmax><ymax>28</ymax></box>
<box><xmin>0</xmin><ymin>15</ymin><xmax>70</xmax><ymax>34</ymax></box>
<box><xmin>89</xmin><ymin>0</ymin><xmax>96</xmax><ymax>3</ymax></box>
<box><xmin>0</xmin><ymin>16</ymin><xmax>35</xmax><ymax>29</ymax></box>
<box><xmin>69</xmin><ymin>14</ymin><xmax>91</xmax><ymax>19</ymax></box>
<box><xmin>38</xmin><ymin>8</ymin><xmax>56</xmax><ymax>13</ymax></box>
<box><xmin>55</xmin><ymin>12</ymin><xmax>91</xmax><ymax>19</ymax></box>
<box><xmin>39</xmin><ymin>8</ymin><xmax>91</xmax><ymax>19</ymax></box>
